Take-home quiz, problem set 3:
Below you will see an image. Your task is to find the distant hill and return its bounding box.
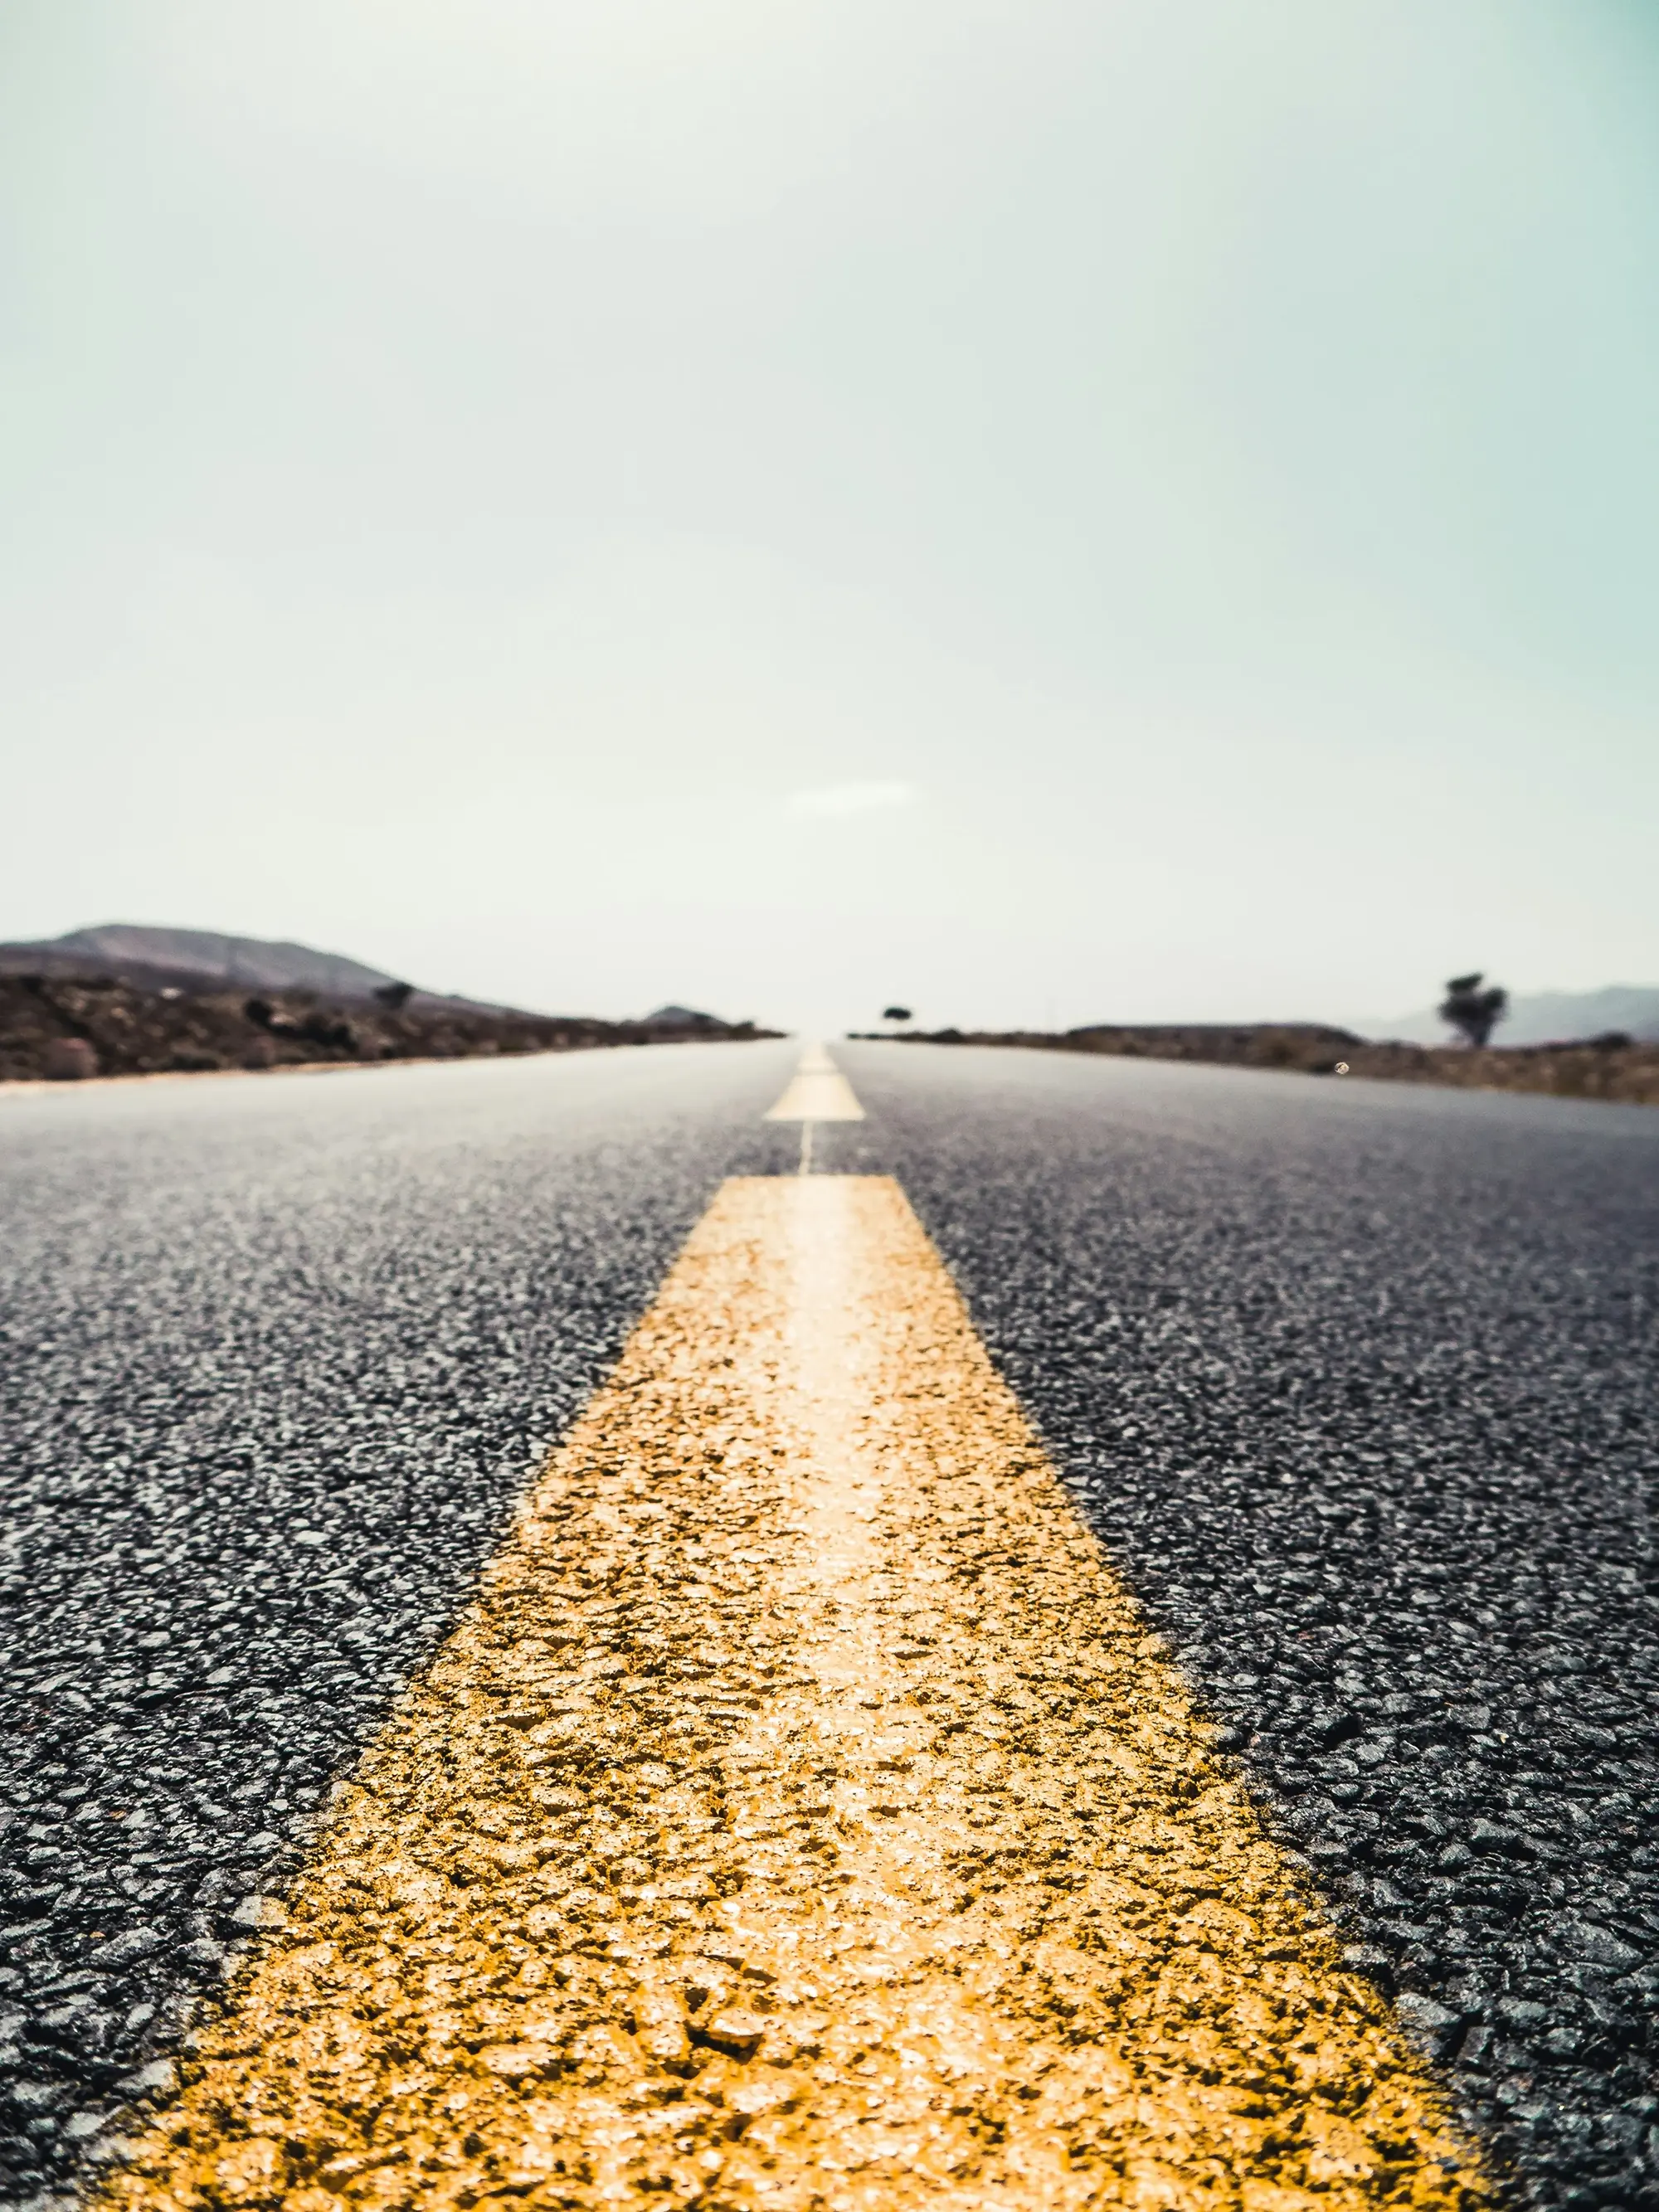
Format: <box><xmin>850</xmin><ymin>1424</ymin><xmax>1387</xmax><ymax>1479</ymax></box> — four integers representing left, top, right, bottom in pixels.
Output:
<box><xmin>640</xmin><ymin>1004</ymin><xmax>727</xmax><ymax>1028</ymax></box>
<box><xmin>2</xmin><ymin>970</ymin><xmax>782</xmax><ymax>1082</ymax></box>
<box><xmin>0</xmin><ymin>925</ymin><xmax>761</xmax><ymax>1032</ymax></box>
<box><xmin>1367</xmin><ymin>984</ymin><xmax>1659</xmax><ymax>1047</ymax></box>
<box><xmin>0</xmin><ymin>924</ymin><xmax>409</xmax><ymax>1000</ymax></box>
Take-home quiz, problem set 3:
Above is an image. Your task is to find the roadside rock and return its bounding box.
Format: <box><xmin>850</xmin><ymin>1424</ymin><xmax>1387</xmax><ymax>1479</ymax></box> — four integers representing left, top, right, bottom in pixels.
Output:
<box><xmin>41</xmin><ymin>1038</ymin><xmax>97</xmax><ymax>1081</ymax></box>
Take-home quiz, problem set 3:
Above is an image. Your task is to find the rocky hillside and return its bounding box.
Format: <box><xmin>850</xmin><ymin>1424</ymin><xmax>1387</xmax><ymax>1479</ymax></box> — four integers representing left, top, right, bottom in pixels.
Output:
<box><xmin>860</xmin><ymin>1023</ymin><xmax>1364</xmax><ymax>1072</ymax></box>
<box><xmin>871</xmin><ymin>1023</ymin><xmax>1659</xmax><ymax>1106</ymax></box>
<box><xmin>1</xmin><ymin>974</ymin><xmax>776</xmax><ymax>1085</ymax></box>
<box><xmin>0</xmin><ymin>924</ymin><xmax>411</xmax><ymax>1000</ymax></box>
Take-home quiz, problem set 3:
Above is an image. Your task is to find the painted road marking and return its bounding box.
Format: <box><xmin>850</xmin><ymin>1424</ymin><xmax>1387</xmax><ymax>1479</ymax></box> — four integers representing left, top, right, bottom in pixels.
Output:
<box><xmin>101</xmin><ymin>1178</ymin><xmax>1481</xmax><ymax>2211</ymax></box>
<box><xmin>763</xmin><ymin>1043</ymin><xmax>864</xmax><ymax>1123</ymax></box>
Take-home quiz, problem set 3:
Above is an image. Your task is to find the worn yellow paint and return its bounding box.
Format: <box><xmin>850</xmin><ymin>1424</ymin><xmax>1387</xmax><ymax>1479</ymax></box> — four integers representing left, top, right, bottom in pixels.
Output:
<box><xmin>763</xmin><ymin>1044</ymin><xmax>864</xmax><ymax>1122</ymax></box>
<box><xmin>99</xmin><ymin>1178</ymin><xmax>1483</xmax><ymax>2212</ymax></box>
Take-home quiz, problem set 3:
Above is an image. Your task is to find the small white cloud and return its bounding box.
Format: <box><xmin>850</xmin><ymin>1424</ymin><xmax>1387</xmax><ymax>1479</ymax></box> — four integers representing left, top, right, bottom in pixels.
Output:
<box><xmin>786</xmin><ymin>780</ymin><xmax>917</xmax><ymax>818</ymax></box>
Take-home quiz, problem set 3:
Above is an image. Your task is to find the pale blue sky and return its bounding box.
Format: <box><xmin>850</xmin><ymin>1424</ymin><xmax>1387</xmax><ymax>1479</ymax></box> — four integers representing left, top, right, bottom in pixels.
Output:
<box><xmin>3</xmin><ymin>1</ymin><xmax>1656</xmax><ymax>1031</ymax></box>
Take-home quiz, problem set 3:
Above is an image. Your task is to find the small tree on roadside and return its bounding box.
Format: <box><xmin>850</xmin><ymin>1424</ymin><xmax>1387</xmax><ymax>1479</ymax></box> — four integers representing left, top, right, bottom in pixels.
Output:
<box><xmin>1438</xmin><ymin>973</ymin><xmax>1508</xmax><ymax>1049</ymax></box>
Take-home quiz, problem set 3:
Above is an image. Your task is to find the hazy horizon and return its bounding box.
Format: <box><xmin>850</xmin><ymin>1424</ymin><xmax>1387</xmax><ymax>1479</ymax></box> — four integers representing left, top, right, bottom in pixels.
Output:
<box><xmin>10</xmin><ymin>916</ymin><xmax>1656</xmax><ymax>1043</ymax></box>
<box><xmin>5</xmin><ymin>2</ymin><xmax>1657</xmax><ymax>1037</ymax></box>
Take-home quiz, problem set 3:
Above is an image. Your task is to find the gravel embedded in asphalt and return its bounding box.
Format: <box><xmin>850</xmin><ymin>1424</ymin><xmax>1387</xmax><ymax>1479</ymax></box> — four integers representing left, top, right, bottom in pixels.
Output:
<box><xmin>830</xmin><ymin>1043</ymin><xmax>1659</xmax><ymax>2212</ymax></box>
<box><xmin>2</xmin><ymin>1038</ymin><xmax>1655</xmax><ymax>2210</ymax></box>
<box><xmin>0</xmin><ymin>1046</ymin><xmax>798</xmax><ymax>2208</ymax></box>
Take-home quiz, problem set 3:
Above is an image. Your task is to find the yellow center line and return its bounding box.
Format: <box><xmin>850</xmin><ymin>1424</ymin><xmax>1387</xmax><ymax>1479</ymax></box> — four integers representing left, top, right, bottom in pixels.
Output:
<box><xmin>98</xmin><ymin>1177</ymin><xmax>1484</xmax><ymax>2212</ymax></box>
<box><xmin>763</xmin><ymin>1043</ymin><xmax>864</xmax><ymax>1123</ymax></box>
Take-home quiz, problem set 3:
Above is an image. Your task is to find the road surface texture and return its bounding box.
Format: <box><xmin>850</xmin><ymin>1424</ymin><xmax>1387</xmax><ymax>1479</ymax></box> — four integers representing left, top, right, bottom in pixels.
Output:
<box><xmin>0</xmin><ymin>1040</ymin><xmax>1653</xmax><ymax>2210</ymax></box>
<box><xmin>834</xmin><ymin>1043</ymin><xmax>1659</xmax><ymax>2211</ymax></box>
<box><xmin>0</xmin><ymin>1047</ymin><xmax>799</xmax><ymax>2210</ymax></box>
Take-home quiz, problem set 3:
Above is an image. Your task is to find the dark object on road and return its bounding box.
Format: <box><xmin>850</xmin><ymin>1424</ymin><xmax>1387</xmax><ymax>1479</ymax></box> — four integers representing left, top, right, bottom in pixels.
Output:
<box><xmin>1439</xmin><ymin>973</ymin><xmax>1509</xmax><ymax>1049</ymax></box>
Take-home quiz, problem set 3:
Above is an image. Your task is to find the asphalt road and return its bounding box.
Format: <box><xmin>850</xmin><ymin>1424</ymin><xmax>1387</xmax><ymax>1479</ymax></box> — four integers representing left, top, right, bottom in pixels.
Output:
<box><xmin>2</xmin><ymin>1041</ymin><xmax>1655</xmax><ymax>2210</ymax></box>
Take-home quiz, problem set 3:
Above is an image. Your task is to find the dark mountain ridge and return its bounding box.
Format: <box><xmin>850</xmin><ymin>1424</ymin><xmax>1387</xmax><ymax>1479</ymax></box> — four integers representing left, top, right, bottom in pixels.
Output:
<box><xmin>0</xmin><ymin>926</ymin><xmax>775</xmax><ymax>1081</ymax></box>
<box><xmin>0</xmin><ymin>924</ymin><xmax>410</xmax><ymax>1000</ymax></box>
